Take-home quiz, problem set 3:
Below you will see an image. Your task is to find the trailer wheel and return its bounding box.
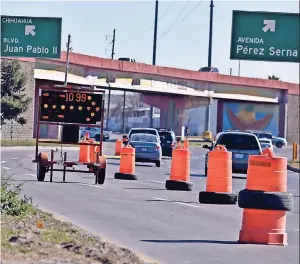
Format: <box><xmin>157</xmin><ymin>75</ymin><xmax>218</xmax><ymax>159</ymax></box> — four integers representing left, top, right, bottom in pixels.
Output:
<box><xmin>96</xmin><ymin>168</ymin><xmax>105</xmax><ymax>185</ymax></box>
<box><xmin>37</xmin><ymin>153</ymin><xmax>47</xmax><ymax>182</ymax></box>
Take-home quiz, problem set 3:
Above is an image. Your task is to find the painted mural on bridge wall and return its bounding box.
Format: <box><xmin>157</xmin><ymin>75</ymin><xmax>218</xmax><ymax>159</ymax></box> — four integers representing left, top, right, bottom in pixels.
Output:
<box><xmin>222</xmin><ymin>102</ymin><xmax>279</xmax><ymax>135</ymax></box>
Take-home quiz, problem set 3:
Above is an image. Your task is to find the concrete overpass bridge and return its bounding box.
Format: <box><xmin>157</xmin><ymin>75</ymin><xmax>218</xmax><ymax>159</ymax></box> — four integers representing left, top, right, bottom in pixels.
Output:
<box><xmin>1</xmin><ymin>52</ymin><xmax>299</xmax><ymax>142</ymax></box>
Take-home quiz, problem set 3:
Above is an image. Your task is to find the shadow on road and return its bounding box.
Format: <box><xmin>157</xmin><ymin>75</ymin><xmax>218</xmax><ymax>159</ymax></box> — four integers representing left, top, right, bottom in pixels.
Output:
<box><xmin>190</xmin><ymin>173</ymin><xmax>206</xmax><ymax>178</ymax></box>
<box><xmin>232</xmin><ymin>175</ymin><xmax>247</xmax><ymax>180</ymax></box>
<box><xmin>124</xmin><ymin>187</ymin><xmax>165</xmax><ymax>191</ymax></box>
<box><xmin>140</xmin><ymin>239</ymin><xmax>238</xmax><ymax>244</ymax></box>
<box><xmin>165</xmin><ymin>173</ymin><xmax>206</xmax><ymax>178</ymax></box>
<box><xmin>136</xmin><ymin>164</ymin><xmax>154</xmax><ymax>167</ymax></box>
<box><xmin>7</xmin><ymin>178</ymin><xmax>91</xmax><ymax>185</ymax></box>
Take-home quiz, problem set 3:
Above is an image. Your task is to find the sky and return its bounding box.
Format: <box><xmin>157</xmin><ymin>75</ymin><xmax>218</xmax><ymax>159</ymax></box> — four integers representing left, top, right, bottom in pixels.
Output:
<box><xmin>1</xmin><ymin>0</ymin><xmax>299</xmax><ymax>84</ymax></box>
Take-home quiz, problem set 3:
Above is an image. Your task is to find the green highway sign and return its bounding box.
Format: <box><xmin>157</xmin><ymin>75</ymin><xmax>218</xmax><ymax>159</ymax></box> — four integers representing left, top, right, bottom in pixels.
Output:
<box><xmin>1</xmin><ymin>15</ymin><xmax>62</xmax><ymax>58</ymax></box>
<box><xmin>230</xmin><ymin>11</ymin><xmax>299</xmax><ymax>63</ymax></box>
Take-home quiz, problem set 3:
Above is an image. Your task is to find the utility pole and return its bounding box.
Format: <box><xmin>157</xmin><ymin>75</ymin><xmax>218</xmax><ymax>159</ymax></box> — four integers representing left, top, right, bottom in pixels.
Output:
<box><xmin>60</xmin><ymin>34</ymin><xmax>72</xmax><ymax>143</ymax></box>
<box><xmin>64</xmin><ymin>34</ymin><xmax>72</xmax><ymax>86</ymax></box>
<box><xmin>207</xmin><ymin>0</ymin><xmax>214</xmax><ymax>67</ymax></box>
<box><xmin>111</xmin><ymin>29</ymin><xmax>116</xmax><ymax>59</ymax></box>
<box><xmin>149</xmin><ymin>0</ymin><xmax>159</xmax><ymax>128</ymax></box>
<box><xmin>205</xmin><ymin>0</ymin><xmax>214</xmax><ymax>133</ymax></box>
<box><xmin>106</xmin><ymin>29</ymin><xmax>116</xmax><ymax>130</ymax></box>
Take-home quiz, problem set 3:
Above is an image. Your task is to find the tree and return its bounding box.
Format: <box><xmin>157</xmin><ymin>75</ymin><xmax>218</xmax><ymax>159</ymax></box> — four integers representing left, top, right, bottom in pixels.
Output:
<box><xmin>181</xmin><ymin>96</ymin><xmax>209</xmax><ymax>130</ymax></box>
<box><xmin>268</xmin><ymin>75</ymin><xmax>280</xmax><ymax>80</ymax></box>
<box><xmin>1</xmin><ymin>60</ymin><xmax>32</xmax><ymax>127</ymax></box>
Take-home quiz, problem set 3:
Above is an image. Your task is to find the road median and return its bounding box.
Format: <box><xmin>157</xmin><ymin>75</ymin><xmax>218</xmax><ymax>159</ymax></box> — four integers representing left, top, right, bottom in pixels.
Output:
<box><xmin>1</xmin><ymin>177</ymin><xmax>155</xmax><ymax>264</ymax></box>
<box><xmin>287</xmin><ymin>160</ymin><xmax>300</xmax><ymax>173</ymax></box>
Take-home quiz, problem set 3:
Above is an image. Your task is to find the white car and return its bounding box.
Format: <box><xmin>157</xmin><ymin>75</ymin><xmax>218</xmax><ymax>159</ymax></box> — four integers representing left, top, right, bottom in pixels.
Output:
<box><xmin>259</xmin><ymin>138</ymin><xmax>273</xmax><ymax>151</ymax></box>
<box><xmin>80</xmin><ymin>127</ymin><xmax>110</xmax><ymax>141</ymax></box>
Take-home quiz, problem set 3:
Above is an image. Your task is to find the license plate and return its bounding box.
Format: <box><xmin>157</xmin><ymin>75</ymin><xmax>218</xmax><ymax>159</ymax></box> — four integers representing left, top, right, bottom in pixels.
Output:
<box><xmin>235</xmin><ymin>153</ymin><xmax>244</xmax><ymax>159</ymax></box>
<box><xmin>141</xmin><ymin>147</ymin><xmax>148</xmax><ymax>152</ymax></box>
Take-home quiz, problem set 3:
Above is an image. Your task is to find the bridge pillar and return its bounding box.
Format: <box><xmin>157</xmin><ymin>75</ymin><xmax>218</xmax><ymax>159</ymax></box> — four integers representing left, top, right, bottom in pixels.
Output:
<box><xmin>140</xmin><ymin>94</ymin><xmax>185</xmax><ymax>133</ymax></box>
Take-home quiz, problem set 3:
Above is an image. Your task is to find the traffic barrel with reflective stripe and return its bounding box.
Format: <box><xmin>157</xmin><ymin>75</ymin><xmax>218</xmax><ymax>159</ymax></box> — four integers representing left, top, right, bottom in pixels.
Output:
<box><xmin>238</xmin><ymin>147</ymin><xmax>293</xmax><ymax>246</ymax></box>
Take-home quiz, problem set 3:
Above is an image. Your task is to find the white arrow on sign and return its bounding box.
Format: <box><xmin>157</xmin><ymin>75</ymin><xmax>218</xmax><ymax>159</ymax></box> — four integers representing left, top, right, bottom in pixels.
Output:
<box><xmin>25</xmin><ymin>25</ymin><xmax>36</xmax><ymax>36</ymax></box>
<box><xmin>262</xmin><ymin>20</ymin><xmax>276</xmax><ymax>32</ymax></box>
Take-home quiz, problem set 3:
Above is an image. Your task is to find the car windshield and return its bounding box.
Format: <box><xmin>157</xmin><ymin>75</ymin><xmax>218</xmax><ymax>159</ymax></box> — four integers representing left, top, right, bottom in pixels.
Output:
<box><xmin>159</xmin><ymin>132</ymin><xmax>173</xmax><ymax>142</ymax></box>
<box><xmin>217</xmin><ymin>134</ymin><xmax>260</xmax><ymax>150</ymax></box>
<box><xmin>131</xmin><ymin>134</ymin><xmax>157</xmax><ymax>143</ymax></box>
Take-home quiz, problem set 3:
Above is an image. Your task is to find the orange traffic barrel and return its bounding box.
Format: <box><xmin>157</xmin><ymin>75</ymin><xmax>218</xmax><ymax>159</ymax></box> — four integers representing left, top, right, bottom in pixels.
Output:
<box><xmin>238</xmin><ymin>147</ymin><xmax>293</xmax><ymax>246</ymax></box>
<box><xmin>78</xmin><ymin>138</ymin><xmax>91</xmax><ymax>163</ymax></box>
<box><xmin>114</xmin><ymin>145</ymin><xmax>137</xmax><ymax>180</ymax></box>
<box><xmin>183</xmin><ymin>139</ymin><xmax>189</xmax><ymax>148</ymax></box>
<box><xmin>165</xmin><ymin>145</ymin><xmax>193</xmax><ymax>191</ymax></box>
<box><xmin>199</xmin><ymin>145</ymin><xmax>237</xmax><ymax>204</ymax></box>
<box><xmin>90</xmin><ymin>143</ymin><xmax>101</xmax><ymax>163</ymax></box>
<box><xmin>115</xmin><ymin>139</ymin><xmax>123</xmax><ymax>156</ymax></box>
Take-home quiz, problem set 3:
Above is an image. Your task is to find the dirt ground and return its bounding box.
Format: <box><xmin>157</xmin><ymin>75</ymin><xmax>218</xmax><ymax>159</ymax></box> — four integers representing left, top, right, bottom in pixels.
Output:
<box><xmin>1</xmin><ymin>206</ymin><xmax>154</xmax><ymax>264</ymax></box>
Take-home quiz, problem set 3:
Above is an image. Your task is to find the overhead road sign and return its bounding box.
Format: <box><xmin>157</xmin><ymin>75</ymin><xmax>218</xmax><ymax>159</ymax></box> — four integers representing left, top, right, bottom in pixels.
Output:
<box><xmin>230</xmin><ymin>10</ymin><xmax>299</xmax><ymax>63</ymax></box>
<box><xmin>1</xmin><ymin>15</ymin><xmax>62</xmax><ymax>58</ymax></box>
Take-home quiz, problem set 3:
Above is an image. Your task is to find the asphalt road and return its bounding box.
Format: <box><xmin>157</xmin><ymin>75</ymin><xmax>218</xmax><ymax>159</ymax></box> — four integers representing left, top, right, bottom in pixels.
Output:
<box><xmin>1</xmin><ymin>143</ymin><xmax>299</xmax><ymax>264</ymax></box>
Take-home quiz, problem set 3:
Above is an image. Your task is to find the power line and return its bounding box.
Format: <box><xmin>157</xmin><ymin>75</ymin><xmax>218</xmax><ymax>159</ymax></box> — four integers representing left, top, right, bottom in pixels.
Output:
<box><xmin>157</xmin><ymin>1</ymin><xmax>190</xmax><ymax>39</ymax></box>
<box><xmin>158</xmin><ymin>1</ymin><xmax>203</xmax><ymax>40</ymax></box>
<box><xmin>127</xmin><ymin>0</ymin><xmax>176</xmax><ymax>40</ymax></box>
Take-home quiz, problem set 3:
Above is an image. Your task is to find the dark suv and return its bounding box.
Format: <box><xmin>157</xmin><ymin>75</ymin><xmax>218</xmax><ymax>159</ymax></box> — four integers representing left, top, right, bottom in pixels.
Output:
<box><xmin>203</xmin><ymin>131</ymin><xmax>262</xmax><ymax>175</ymax></box>
<box><xmin>157</xmin><ymin>129</ymin><xmax>176</xmax><ymax>157</ymax></box>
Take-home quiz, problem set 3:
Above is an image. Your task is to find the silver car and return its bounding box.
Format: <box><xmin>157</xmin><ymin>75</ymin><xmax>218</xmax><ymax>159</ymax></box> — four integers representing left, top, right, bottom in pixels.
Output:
<box><xmin>204</xmin><ymin>131</ymin><xmax>262</xmax><ymax>175</ymax></box>
<box><xmin>128</xmin><ymin>133</ymin><xmax>162</xmax><ymax>167</ymax></box>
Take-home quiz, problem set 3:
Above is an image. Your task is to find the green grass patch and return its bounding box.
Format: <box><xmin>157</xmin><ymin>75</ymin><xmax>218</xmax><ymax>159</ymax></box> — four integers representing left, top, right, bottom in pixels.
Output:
<box><xmin>1</xmin><ymin>139</ymin><xmax>80</xmax><ymax>147</ymax></box>
<box><xmin>1</xmin><ymin>139</ymin><xmax>36</xmax><ymax>146</ymax></box>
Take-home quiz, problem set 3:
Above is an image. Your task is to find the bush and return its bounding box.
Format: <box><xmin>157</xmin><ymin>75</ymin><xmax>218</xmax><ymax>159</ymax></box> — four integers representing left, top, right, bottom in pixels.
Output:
<box><xmin>1</xmin><ymin>176</ymin><xmax>32</xmax><ymax>216</ymax></box>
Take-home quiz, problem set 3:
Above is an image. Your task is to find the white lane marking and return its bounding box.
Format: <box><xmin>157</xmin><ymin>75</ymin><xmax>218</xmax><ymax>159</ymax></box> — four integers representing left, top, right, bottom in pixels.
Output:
<box><xmin>27</xmin><ymin>154</ymin><xmax>34</xmax><ymax>157</ymax></box>
<box><xmin>151</xmin><ymin>197</ymin><xmax>202</xmax><ymax>208</ymax></box>
<box><xmin>152</xmin><ymin>197</ymin><xmax>167</xmax><ymax>201</ymax></box>
<box><xmin>190</xmin><ymin>170</ymin><xmax>202</xmax><ymax>175</ymax></box>
<box><xmin>10</xmin><ymin>157</ymin><xmax>18</xmax><ymax>160</ymax></box>
<box><xmin>147</xmin><ymin>180</ymin><xmax>165</xmax><ymax>184</ymax></box>
<box><xmin>78</xmin><ymin>183</ymin><xmax>104</xmax><ymax>189</ymax></box>
<box><xmin>2</xmin><ymin>167</ymin><xmax>11</xmax><ymax>170</ymax></box>
<box><xmin>294</xmin><ymin>229</ymin><xmax>299</xmax><ymax>232</ymax></box>
<box><xmin>26</xmin><ymin>173</ymin><xmax>36</xmax><ymax>177</ymax></box>
<box><xmin>174</xmin><ymin>201</ymin><xmax>200</xmax><ymax>208</ymax></box>
<box><xmin>0</xmin><ymin>161</ymin><xmax>7</xmax><ymax>164</ymax></box>
<box><xmin>191</xmin><ymin>156</ymin><xmax>201</xmax><ymax>159</ymax></box>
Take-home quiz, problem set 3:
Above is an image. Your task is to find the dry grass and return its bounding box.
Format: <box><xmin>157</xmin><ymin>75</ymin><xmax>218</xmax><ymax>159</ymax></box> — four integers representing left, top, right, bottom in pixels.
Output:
<box><xmin>1</xmin><ymin>176</ymin><xmax>153</xmax><ymax>264</ymax></box>
<box><xmin>288</xmin><ymin>160</ymin><xmax>300</xmax><ymax>169</ymax></box>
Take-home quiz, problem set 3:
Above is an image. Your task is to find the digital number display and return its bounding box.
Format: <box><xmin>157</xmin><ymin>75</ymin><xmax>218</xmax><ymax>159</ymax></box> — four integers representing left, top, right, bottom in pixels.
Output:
<box><xmin>40</xmin><ymin>90</ymin><xmax>103</xmax><ymax>125</ymax></box>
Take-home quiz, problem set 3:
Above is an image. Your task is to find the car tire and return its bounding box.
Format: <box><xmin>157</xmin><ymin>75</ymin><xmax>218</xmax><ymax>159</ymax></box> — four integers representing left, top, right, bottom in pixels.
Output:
<box><xmin>276</xmin><ymin>141</ymin><xmax>283</xmax><ymax>148</ymax></box>
<box><xmin>95</xmin><ymin>134</ymin><xmax>100</xmax><ymax>142</ymax></box>
<box><xmin>155</xmin><ymin>161</ymin><xmax>161</xmax><ymax>167</ymax></box>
